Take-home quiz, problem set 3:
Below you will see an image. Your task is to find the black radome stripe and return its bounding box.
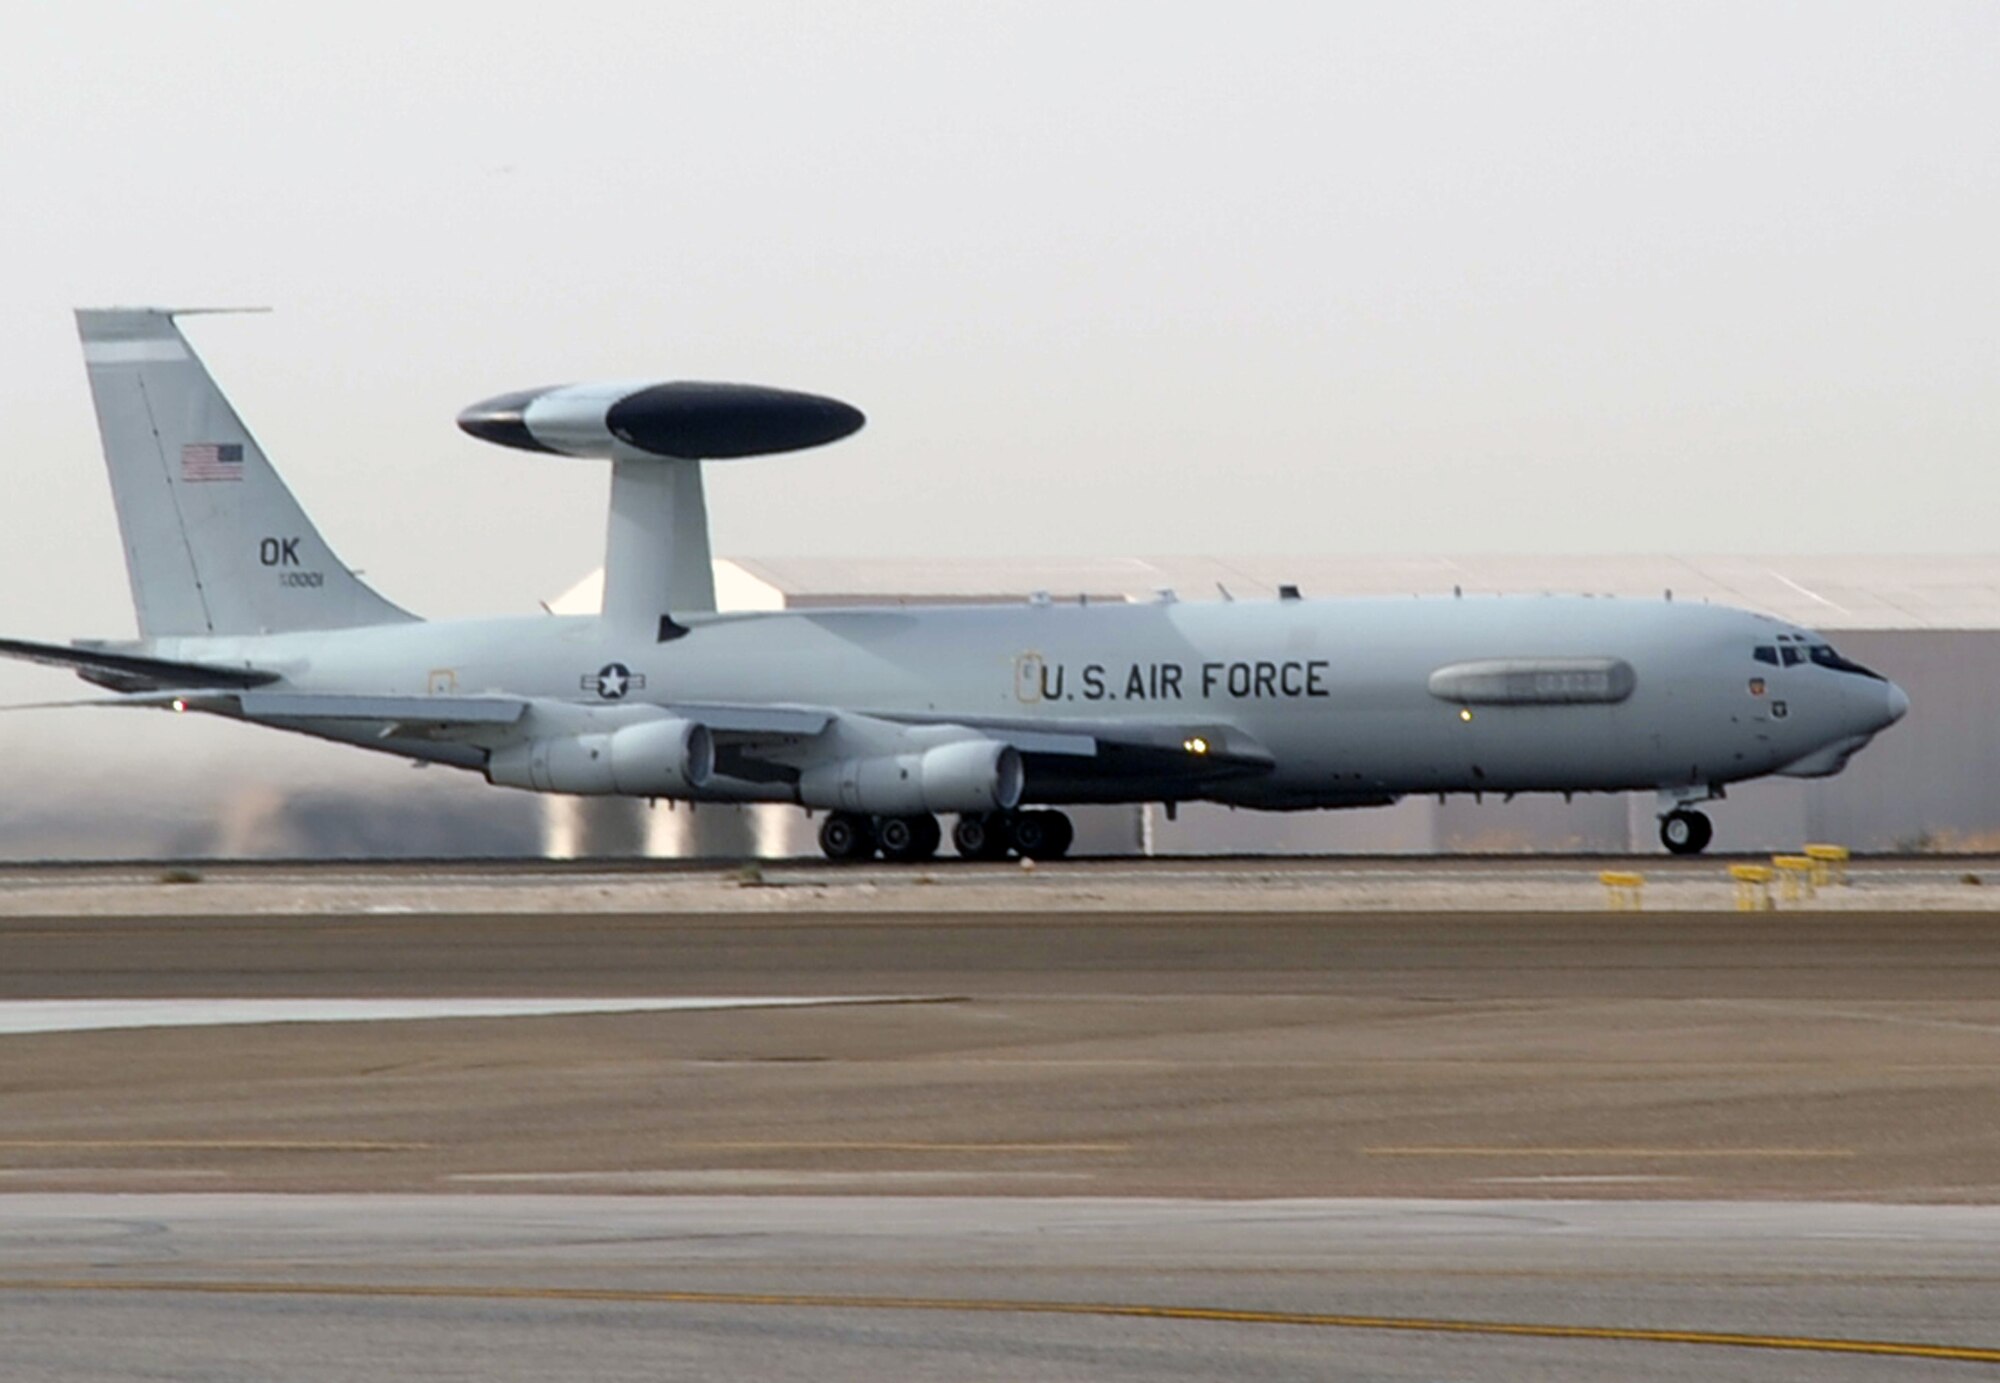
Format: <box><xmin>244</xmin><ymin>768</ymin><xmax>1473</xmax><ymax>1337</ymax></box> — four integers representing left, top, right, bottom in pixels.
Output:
<box><xmin>605</xmin><ymin>382</ymin><xmax>864</xmax><ymax>459</ymax></box>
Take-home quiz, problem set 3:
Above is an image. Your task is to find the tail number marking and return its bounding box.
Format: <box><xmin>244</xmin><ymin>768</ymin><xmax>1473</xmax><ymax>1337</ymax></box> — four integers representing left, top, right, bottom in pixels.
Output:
<box><xmin>260</xmin><ymin>536</ymin><xmax>323</xmax><ymax>588</ymax></box>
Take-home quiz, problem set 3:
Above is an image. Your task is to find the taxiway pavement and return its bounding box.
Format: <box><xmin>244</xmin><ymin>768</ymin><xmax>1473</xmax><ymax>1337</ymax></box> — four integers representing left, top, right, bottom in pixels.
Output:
<box><xmin>3</xmin><ymin>909</ymin><xmax>1997</xmax><ymax>1198</ymax></box>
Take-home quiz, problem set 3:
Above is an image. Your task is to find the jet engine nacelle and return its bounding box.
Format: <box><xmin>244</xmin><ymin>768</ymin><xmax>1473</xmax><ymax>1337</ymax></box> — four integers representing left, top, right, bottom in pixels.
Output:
<box><xmin>456</xmin><ymin>381</ymin><xmax>865</xmax><ymax>461</ymax></box>
<box><xmin>487</xmin><ymin>717</ymin><xmax>714</xmax><ymax>797</ymax></box>
<box><xmin>797</xmin><ymin>739</ymin><xmax>1024</xmax><ymax>815</ymax></box>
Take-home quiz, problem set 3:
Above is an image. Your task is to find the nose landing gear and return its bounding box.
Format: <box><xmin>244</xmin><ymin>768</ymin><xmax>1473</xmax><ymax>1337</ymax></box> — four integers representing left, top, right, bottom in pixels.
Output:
<box><xmin>1655</xmin><ymin>785</ymin><xmax>1721</xmax><ymax>855</ymax></box>
<box><xmin>1658</xmin><ymin>809</ymin><xmax>1714</xmax><ymax>856</ymax></box>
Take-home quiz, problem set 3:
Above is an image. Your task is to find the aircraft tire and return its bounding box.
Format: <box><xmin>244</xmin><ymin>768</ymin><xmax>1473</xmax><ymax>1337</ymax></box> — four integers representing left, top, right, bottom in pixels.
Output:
<box><xmin>1042</xmin><ymin>810</ymin><xmax>1075</xmax><ymax>858</ymax></box>
<box><xmin>878</xmin><ymin>813</ymin><xmax>941</xmax><ymax>863</ymax></box>
<box><xmin>818</xmin><ymin>811</ymin><xmax>877</xmax><ymax>862</ymax></box>
<box><xmin>952</xmin><ymin>812</ymin><xmax>1012</xmax><ymax>861</ymax></box>
<box><xmin>1659</xmin><ymin>809</ymin><xmax>1714</xmax><ymax>855</ymax></box>
<box><xmin>1011</xmin><ymin>809</ymin><xmax>1074</xmax><ymax>861</ymax></box>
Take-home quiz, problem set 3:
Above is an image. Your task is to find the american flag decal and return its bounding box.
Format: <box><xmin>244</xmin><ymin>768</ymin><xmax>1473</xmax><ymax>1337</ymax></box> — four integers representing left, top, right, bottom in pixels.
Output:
<box><xmin>181</xmin><ymin>442</ymin><xmax>245</xmax><ymax>482</ymax></box>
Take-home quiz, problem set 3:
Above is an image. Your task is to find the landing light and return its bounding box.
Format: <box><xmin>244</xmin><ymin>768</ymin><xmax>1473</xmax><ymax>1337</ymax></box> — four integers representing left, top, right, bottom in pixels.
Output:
<box><xmin>1459</xmin><ymin>708</ymin><xmax>1473</xmax><ymax>722</ymax></box>
<box><xmin>1183</xmin><ymin>736</ymin><xmax>1210</xmax><ymax>755</ymax></box>
<box><xmin>171</xmin><ymin>698</ymin><xmax>187</xmax><ymax>714</ymax></box>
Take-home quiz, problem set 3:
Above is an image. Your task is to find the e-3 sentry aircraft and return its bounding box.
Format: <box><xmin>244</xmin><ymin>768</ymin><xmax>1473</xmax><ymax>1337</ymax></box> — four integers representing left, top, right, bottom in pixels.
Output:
<box><xmin>1</xmin><ymin>309</ymin><xmax>1908</xmax><ymax>859</ymax></box>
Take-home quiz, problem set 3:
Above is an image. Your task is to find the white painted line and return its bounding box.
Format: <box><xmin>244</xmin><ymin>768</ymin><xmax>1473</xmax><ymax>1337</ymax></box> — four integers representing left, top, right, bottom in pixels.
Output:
<box><xmin>0</xmin><ymin>996</ymin><xmax>928</xmax><ymax>1036</ymax></box>
<box><xmin>1765</xmin><ymin>568</ymin><xmax>1847</xmax><ymax>613</ymax></box>
<box><xmin>1474</xmin><ymin>1174</ymin><xmax>1695</xmax><ymax>1185</ymax></box>
<box><xmin>445</xmin><ymin>1170</ymin><xmax>1096</xmax><ymax>1187</ymax></box>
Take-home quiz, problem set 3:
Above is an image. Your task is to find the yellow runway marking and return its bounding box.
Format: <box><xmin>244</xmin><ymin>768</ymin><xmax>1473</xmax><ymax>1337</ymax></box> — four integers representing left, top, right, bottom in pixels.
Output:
<box><xmin>0</xmin><ymin>1279</ymin><xmax>1995</xmax><ymax>1365</ymax></box>
<box><xmin>1365</xmin><ymin>1147</ymin><xmax>1854</xmax><ymax>1159</ymax></box>
<box><xmin>671</xmin><ymin>1141</ymin><xmax>1128</xmax><ymax>1153</ymax></box>
<box><xmin>0</xmin><ymin>1140</ymin><xmax>430</xmax><ymax>1152</ymax></box>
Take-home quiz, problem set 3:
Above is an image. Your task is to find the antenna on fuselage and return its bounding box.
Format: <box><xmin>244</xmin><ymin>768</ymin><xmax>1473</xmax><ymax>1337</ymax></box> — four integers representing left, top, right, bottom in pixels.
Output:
<box><xmin>456</xmin><ymin>380</ymin><xmax>865</xmax><ymax>631</ymax></box>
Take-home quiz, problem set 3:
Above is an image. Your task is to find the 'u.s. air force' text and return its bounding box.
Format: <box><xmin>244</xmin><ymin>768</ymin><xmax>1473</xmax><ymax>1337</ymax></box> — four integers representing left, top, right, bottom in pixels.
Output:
<box><xmin>1016</xmin><ymin>655</ymin><xmax>1330</xmax><ymax>703</ymax></box>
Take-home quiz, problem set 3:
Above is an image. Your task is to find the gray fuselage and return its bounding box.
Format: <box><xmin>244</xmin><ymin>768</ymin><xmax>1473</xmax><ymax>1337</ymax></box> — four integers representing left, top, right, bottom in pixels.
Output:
<box><xmin>154</xmin><ymin>592</ymin><xmax>1907</xmax><ymax>809</ymax></box>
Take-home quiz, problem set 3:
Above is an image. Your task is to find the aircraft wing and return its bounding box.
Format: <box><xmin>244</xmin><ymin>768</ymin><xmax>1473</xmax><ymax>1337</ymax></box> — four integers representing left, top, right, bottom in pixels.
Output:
<box><xmin>94</xmin><ymin>690</ymin><xmax>533</xmax><ymax>747</ymax></box>
<box><xmin>0</xmin><ymin>636</ymin><xmax>279</xmax><ymax>691</ymax></box>
<box><xmin>4</xmin><ymin>676</ymin><xmax>1269</xmax><ymax>796</ymax></box>
<box><xmin>2</xmin><ymin>685</ymin><xmax>824</xmax><ymax>744</ymax></box>
<box><xmin>893</xmin><ymin>711</ymin><xmax>1269</xmax><ymax>763</ymax></box>
<box><xmin>664</xmin><ymin>703</ymin><xmax>832</xmax><ymax>737</ymax></box>
<box><xmin>912</xmin><ymin>712</ymin><xmax>1276</xmax><ymax>797</ymax></box>
<box><xmin>693</xmin><ymin>703</ymin><xmax>1270</xmax><ymax>797</ymax></box>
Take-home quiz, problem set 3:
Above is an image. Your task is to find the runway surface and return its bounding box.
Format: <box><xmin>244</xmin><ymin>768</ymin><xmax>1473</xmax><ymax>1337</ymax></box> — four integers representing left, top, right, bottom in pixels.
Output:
<box><xmin>3</xmin><ymin>901</ymin><xmax>1997</xmax><ymax>1376</ymax></box>
<box><xmin>3</xmin><ymin>1195</ymin><xmax>1997</xmax><ymax>1380</ymax></box>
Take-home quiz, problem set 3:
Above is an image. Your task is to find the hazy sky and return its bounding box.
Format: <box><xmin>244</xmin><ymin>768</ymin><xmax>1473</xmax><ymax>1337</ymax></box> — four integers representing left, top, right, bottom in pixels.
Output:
<box><xmin>2</xmin><ymin>1</ymin><xmax>1997</xmax><ymax>639</ymax></box>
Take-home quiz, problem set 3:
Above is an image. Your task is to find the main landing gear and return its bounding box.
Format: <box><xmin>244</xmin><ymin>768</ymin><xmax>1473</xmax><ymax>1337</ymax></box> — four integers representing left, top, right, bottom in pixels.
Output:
<box><xmin>816</xmin><ymin>811</ymin><xmax>878</xmax><ymax>862</ymax></box>
<box><xmin>966</xmin><ymin>809</ymin><xmax>1074</xmax><ymax>862</ymax></box>
<box><xmin>817</xmin><ymin>809</ymin><xmax>1074</xmax><ymax>862</ymax></box>
<box><xmin>818</xmin><ymin>811</ymin><xmax>946</xmax><ymax>863</ymax></box>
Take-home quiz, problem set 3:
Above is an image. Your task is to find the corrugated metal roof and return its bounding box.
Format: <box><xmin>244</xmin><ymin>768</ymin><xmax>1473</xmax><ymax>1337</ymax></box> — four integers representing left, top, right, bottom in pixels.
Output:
<box><xmin>720</xmin><ymin>556</ymin><xmax>2000</xmax><ymax>630</ymax></box>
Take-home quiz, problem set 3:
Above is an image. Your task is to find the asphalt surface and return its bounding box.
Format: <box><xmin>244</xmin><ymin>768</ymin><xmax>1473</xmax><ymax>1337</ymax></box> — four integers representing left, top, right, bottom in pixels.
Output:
<box><xmin>4</xmin><ymin>910</ymin><xmax>2000</xmax><ymax>1198</ymax></box>
<box><xmin>2</xmin><ymin>902</ymin><xmax>1997</xmax><ymax>1377</ymax></box>
<box><xmin>1</xmin><ymin>1195</ymin><xmax>1995</xmax><ymax>1381</ymax></box>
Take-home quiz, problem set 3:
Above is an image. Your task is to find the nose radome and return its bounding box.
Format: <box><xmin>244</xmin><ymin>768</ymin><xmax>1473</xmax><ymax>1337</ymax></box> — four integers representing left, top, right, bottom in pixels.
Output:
<box><xmin>1885</xmin><ymin>681</ymin><xmax>1910</xmax><ymax>726</ymax></box>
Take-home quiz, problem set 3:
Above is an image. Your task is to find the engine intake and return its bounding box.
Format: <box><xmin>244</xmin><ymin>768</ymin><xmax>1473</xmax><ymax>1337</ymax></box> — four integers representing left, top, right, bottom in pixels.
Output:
<box><xmin>487</xmin><ymin>717</ymin><xmax>713</xmax><ymax>797</ymax></box>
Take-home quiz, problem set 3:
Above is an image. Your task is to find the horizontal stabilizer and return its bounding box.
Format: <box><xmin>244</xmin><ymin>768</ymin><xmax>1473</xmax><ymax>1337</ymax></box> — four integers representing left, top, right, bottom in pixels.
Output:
<box><xmin>0</xmin><ymin>636</ymin><xmax>279</xmax><ymax>691</ymax></box>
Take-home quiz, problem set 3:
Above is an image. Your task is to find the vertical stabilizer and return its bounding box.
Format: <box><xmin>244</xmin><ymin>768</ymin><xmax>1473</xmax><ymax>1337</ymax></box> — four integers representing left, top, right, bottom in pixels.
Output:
<box><xmin>76</xmin><ymin>308</ymin><xmax>414</xmax><ymax>638</ymax></box>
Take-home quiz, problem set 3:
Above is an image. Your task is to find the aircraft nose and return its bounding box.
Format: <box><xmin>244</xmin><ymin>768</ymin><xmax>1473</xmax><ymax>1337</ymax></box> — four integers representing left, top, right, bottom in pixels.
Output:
<box><xmin>1884</xmin><ymin>680</ymin><xmax>1910</xmax><ymax>726</ymax></box>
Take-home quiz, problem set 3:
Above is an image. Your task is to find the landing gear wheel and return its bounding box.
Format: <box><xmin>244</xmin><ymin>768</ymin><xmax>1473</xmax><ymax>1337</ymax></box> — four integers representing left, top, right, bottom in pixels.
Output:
<box><xmin>1659</xmin><ymin>809</ymin><xmax>1714</xmax><ymax>856</ymax></box>
<box><xmin>1010</xmin><ymin>809</ymin><xmax>1074</xmax><ymax>861</ymax></box>
<box><xmin>818</xmin><ymin>811</ymin><xmax>877</xmax><ymax>862</ymax></box>
<box><xmin>1042</xmin><ymin>811</ymin><xmax>1074</xmax><ymax>858</ymax></box>
<box><xmin>952</xmin><ymin>812</ymin><xmax>1012</xmax><ymax>861</ymax></box>
<box><xmin>877</xmin><ymin>814</ymin><xmax>941</xmax><ymax>863</ymax></box>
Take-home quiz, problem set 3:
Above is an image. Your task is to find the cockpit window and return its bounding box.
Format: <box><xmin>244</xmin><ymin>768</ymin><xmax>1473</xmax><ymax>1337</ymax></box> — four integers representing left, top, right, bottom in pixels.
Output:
<box><xmin>1808</xmin><ymin>643</ymin><xmax>1885</xmax><ymax>680</ymax></box>
<box><xmin>1753</xmin><ymin>646</ymin><xmax>1779</xmax><ymax>665</ymax></box>
<box><xmin>1780</xmin><ymin>645</ymin><xmax>1804</xmax><ymax>666</ymax></box>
